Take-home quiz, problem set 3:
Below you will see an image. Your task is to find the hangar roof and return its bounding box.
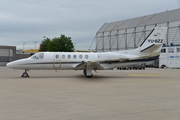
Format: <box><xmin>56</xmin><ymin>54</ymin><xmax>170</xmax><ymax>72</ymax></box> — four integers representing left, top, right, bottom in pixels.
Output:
<box><xmin>98</xmin><ymin>8</ymin><xmax>180</xmax><ymax>33</ymax></box>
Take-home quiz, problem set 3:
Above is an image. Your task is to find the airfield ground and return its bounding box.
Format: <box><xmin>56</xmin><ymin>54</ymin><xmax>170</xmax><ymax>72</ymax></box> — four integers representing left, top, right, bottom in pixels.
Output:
<box><xmin>0</xmin><ymin>67</ymin><xmax>180</xmax><ymax>120</ymax></box>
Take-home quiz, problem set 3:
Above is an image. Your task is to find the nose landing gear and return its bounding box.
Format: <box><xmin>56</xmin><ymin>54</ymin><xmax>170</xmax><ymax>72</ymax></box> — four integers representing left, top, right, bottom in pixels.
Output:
<box><xmin>83</xmin><ymin>69</ymin><xmax>93</xmax><ymax>78</ymax></box>
<box><xmin>21</xmin><ymin>69</ymin><xmax>30</xmax><ymax>77</ymax></box>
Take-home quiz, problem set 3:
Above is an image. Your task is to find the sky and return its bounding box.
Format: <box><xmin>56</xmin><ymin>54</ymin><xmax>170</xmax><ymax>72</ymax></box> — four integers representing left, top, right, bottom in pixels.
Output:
<box><xmin>0</xmin><ymin>0</ymin><xmax>180</xmax><ymax>50</ymax></box>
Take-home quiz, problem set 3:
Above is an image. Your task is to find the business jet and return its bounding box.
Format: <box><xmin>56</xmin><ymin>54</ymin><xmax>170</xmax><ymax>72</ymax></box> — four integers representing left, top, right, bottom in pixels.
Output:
<box><xmin>7</xmin><ymin>27</ymin><xmax>167</xmax><ymax>78</ymax></box>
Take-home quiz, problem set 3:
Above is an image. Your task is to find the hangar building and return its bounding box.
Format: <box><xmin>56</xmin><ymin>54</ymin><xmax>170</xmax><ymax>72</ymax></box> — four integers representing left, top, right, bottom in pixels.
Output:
<box><xmin>0</xmin><ymin>46</ymin><xmax>30</xmax><ymax>66</ymax></box>
<box><xmin>0</xmin><ymin>46</ymin><xmax>16</xmax><ymax>66</ymax></box>
<box><xmin>95</xmin><ymin>8</ymin><xmax>180</xmax><ymax>68</ymax></box>
<box><xmin>96</xmin><ymin>8</ymin><xmax>180</xmax><ymax>51</ymax></box>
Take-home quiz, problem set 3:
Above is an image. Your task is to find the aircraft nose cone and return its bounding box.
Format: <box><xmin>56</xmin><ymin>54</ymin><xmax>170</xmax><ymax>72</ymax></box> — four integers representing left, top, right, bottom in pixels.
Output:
<box><xmin>6</xmin><ymin>62</ymin><xmax>15</xmax><ymax>68</ymax></box>
<box><xmin>6</xmin><ymin>62</ymin><xmax>11</xmax><ymax>68</ymax></box>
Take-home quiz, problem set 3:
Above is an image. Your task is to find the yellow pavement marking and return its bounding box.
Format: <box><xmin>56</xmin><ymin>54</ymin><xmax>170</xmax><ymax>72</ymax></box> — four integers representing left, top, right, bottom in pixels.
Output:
<box><xmin>128</xmin><ymin>73</ymin><xmax>160</xmax><ymax>76</ymax></box>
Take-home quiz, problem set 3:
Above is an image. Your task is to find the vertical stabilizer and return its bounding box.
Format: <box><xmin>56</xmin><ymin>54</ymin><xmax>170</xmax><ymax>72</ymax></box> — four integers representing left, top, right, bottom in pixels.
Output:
<box><xmin>140</xmin><ymin>27</ymin><xmax>167</xmax><ymax>52</ymax></box>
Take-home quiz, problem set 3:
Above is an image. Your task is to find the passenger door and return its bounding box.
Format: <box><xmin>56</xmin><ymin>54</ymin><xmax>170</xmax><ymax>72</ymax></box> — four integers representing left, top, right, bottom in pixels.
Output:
<box><xmin>53</xmin><ymin>53</ymin><xmax>61</xmax><ymax>68</ymax></box>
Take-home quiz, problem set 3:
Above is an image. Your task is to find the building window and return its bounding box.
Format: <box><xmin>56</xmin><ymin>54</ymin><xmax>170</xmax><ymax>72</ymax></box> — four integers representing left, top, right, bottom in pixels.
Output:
<box><xmin>168</xmin><ymin>48</ymin><xmax>174</xmax><ymax>53</ymax></box>
<box><xmin>177</xmin><ymin>48</ymin><xmax>180</xmax><ymax>52</ymax></box>
<box><xmin>161</xmin><ymin>49</ymin><xmax>166</xmax><ymax>53</ymax></box>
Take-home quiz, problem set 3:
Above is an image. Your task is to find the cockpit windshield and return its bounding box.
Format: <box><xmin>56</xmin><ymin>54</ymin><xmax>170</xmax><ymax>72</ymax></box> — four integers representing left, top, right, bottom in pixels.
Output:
<box><xmin>30</xmin><ymin>53</ymin><xmax>44</xmax><ymax>60</ymax></box>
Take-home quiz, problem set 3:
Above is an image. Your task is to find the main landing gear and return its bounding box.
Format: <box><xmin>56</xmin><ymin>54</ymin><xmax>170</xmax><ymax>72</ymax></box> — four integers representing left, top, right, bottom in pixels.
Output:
<box><xmin>83</xmin><ymin>69</ymin><xmax>93</xmax><ymax>78</ymax></box>
<box><xmin>21</xmin><ymin>69</ymin><xmax>30</xmax><ymax>77</ymax></box>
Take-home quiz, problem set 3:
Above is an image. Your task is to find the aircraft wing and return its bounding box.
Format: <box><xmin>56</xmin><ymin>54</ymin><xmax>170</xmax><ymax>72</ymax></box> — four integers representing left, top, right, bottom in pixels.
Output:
<box><xmin>73</xmin><ymin>61</ymin><xmax>105</xmax><ymax>70</ymax></box>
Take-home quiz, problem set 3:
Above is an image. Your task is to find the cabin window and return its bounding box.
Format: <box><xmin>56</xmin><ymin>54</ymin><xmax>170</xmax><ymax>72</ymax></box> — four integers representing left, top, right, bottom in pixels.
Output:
<box><xmin>31</xmin><ymin>55</ymin><xmax>34</xmax><ymax>59</ymax></box>
<box><xmin>73</xmin><ymin>55</ymin><xmax>77</xmax><ymax>59</ymax></box>
<box><xmin>38</xmin><ymin>53</ymin><xmax>44</xmax><ymax>59</ymax></box>
<box><xmin>55</xmin><ymin>55</ymin><xmax>59</xmax><ymax>59</ymax></box>
<box><xmin>31</xmin><ymin>54</ymin><xmax>38</xmax><ymax>59</ymax></box>
<box><xmin>68</xmin><ymin>55</ymin><xmax>71</xmax><ymax>59</ymax></box>
<box><xmin>85</xmin><ymin>55</ymin><xmax>88</xmax><ymax>59</ymax></box>
<box><xmin>31</xmin><ymin>53</ymin><xmax>44</xmax><ymax>60</ymax></box>
<box><xmin>31</xmin><ymin>55</ymin><xmax>36</xmax><ymax>59</ymax></box>
<box><xmin>79</xmin><ymin>55</ymin><xmax>82</xmax><ymax>59</ymax></box>
<box><xmin>62</xmin><ymin>54</ymin><xmax>65</xmax><ymax>59</ymax></box>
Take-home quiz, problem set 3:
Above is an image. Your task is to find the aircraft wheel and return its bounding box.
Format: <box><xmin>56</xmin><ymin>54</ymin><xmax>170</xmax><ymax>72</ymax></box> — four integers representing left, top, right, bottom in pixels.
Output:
<box><xmin>83</xmin><ymin>70</ymin><xmax>86</xmax><ymax>75</ymax></box>
<box><xmin>86</xmin><ymin>73</ymin><xmax>93</xmax><ymax>78</ymax></box>
<box><xmin>21</xmin><ymin>70</ymin><xmax>30</xmax><ymax>77</ymax></box>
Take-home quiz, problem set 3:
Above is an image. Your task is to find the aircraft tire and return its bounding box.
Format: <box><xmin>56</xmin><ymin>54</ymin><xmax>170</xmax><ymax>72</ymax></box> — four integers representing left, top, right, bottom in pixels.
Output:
<box><xmin>21</xmin><ymin>72</ymin><xmax>29</xmax><ymax>78</ymax></box>
<box><xmin>86</xmin><ymin>73</ymin><xmax>93</xmax><ymax>78</ymax></box>
<box><xmin>83</xmin><ymin>70</ymin><xmax>86</xmax><ymax>75</ymax></box>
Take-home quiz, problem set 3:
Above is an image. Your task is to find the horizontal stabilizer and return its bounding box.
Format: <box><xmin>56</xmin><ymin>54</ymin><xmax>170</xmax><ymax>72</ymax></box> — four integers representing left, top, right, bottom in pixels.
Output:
<box><xmin>140</xmin><ymin>44</ymin><xmax>162</xmax><ymax>52</ymax></box>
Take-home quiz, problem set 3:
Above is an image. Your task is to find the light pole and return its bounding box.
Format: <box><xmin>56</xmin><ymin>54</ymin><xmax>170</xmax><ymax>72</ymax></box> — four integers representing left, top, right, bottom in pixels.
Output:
<box><xmin>23</xmin><ymin>43</ymin><xmax>25</xmax><ymax>50</ymax></box>
<box><xmin>74</xmin><ymin>42</ymin><xmax>76</xmax><ymax>51</ymax></box>
<box><xmin>34</xmin><ymin>41</ymin><xmax>37</xmax><ymax>49</ymax></box>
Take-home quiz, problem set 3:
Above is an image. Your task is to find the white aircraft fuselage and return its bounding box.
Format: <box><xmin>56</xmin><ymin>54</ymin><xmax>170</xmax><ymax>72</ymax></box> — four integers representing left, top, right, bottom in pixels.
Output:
<box><xmin>6</xmin><ymin>27</ymin><xmax>167</xmax><ymax>78</ymax></box>
<box><xmin>7</xmin><ymin>49</ymin><xmax>159</xmax><ymax>69</ymax></box>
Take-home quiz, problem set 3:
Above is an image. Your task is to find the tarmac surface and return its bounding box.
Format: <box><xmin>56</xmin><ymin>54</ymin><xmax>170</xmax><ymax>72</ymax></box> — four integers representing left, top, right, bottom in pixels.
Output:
<box><xmin>0</xmin><ymin>67</ymin><xmax>180</xmax><ymax>120</ymax></box>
